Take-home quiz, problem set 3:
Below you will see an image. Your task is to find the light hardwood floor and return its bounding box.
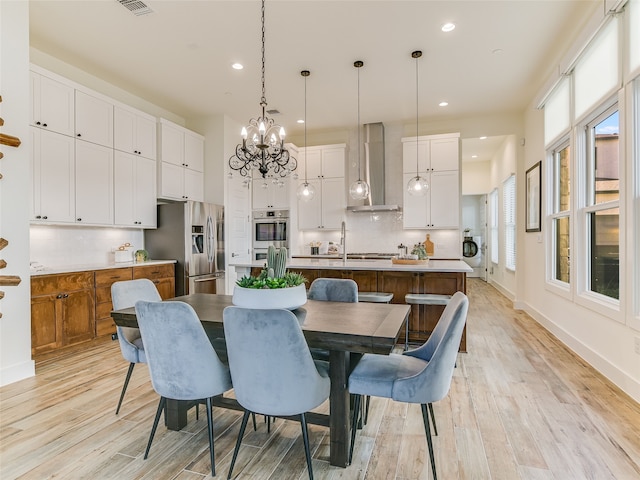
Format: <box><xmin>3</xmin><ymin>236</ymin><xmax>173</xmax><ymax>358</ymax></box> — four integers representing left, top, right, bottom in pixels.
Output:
<box><xmin>2</xmin><ymin>279</ymin><xmax>640</xmax><ymax>479</ymax></box>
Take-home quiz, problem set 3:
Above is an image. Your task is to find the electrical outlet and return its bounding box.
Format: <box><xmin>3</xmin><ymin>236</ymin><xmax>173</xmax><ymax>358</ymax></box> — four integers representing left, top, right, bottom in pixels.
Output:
<box><xmin>635</xmin><ymin>337</ymin><xmax>640</xmax><ymax>356</ymax></box>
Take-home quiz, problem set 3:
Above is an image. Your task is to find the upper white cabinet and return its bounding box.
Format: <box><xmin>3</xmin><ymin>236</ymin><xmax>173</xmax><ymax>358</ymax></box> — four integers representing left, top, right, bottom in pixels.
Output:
<box><xmin>30</xmin><ymin>71</ymin><xmax>75</xmax><ymax>137</ymax></box>
<box><xmin>157</xmin><ymin>118</ymin><xmax>205</xmax><ymax>202</ymax></box>
<box><xmin>75</xmin><ymin>141</ymin><xmax>114</xmax><ymax>225</ymax></box>
<box><xmin>402</xmin><ymin>133</ymin><xmax>460</xmax><ymax>229</ymax></box>
<box><xmin>114</xmin><ymin>106</ymin><xmax>156</xmax><ymax>160</ymax></box>
<box><xmin>297</xmin><ymin>144</ymin><xmax>346</xmax><ymax>230</ymax></box>
<box><xmin>252</xmin><ymin>176</ymin><xmax>290</xmax><ymax>210</ymax></box>
<box><xmin>75</xmin><ymin>90</ymin><xmax>113</xmax><ymax>147</ymax></box>
<box><xmin>30</xmin><ymin>127</ymin><xmax>76</xmax><ymax>223</ymax></box>
<box><xmin>114</xmin><ymin>151</ymin><xmax>157</xmax><ymax>228</ymax></box>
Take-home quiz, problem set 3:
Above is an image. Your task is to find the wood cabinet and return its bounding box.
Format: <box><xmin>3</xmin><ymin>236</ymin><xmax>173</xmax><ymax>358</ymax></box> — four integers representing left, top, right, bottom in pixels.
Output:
<box><xmin>95</xmin><ymin>268</ymin><xmax>133</xmax><ymax>337</ymax></box>
<box><xmin>31</xmin><ymin>272</ymin><xmax>96</xmax><ymax>355</ymax></box>
<box><xmin>114</xmin><ymin>151</ymin><xmax>157</xmax><ymax>227</ymax></box>
<box><xmin>30</xmin><ymin>127</ymin><xmax>76</xmax><ymax>223</ymax></box>
<box><xmin>157</xmin><ymin>118</ymin><xmax>204</xmax><ymax>202</ymax></box>
<box><xmin>378</xmin><ymin>270</ymin><xmax>466</xmax><ymax>350</ymax></box>
<box><xmin>114</xmin><ymin>105</ymin><xmax>156</xmax><ymax>160</ymax></box>
<box><xmin>402</xmin><ymin>134</ymin><xmax>460</xmax><ymax>229</ymax></box>
<box><xmin>30</xmin><ymin>71</ymin><xmax>75</xmax><ymax>137</ymax></box>
<box><xmin>297</xmin><ymin>144</ymin><xmax>346</xmax><ymax>230</ymax></box>
<box><xmin>75</xmin><ymin>90</ymin><xmax>113</xmax><ymax>147</ymax></box>
<box><xmin>134</xmin><ymin>263</ymin><xmax>176</xmax><ymax>300</ymax></box>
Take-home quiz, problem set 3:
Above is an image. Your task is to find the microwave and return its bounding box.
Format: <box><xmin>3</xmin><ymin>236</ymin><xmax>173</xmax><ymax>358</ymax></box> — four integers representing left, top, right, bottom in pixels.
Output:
<box><xmin>252</xmin><ymin>210</ymin><xmax>289</xmax><ymax>251</ymax></box>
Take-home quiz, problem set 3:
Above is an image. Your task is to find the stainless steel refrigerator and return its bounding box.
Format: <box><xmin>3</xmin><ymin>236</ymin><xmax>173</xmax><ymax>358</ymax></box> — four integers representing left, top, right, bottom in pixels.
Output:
<box><xmin>144</xmin><ymin>201</ymin><xmax>224</xmax><ymax>296</ymax></box>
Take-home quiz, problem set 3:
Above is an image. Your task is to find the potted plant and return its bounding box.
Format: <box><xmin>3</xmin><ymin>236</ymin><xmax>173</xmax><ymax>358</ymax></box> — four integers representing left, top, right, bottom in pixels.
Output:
<box><xmin>232</xmin><ymin>245</ymin><xmax>308</xmax><ymax>309</ymax></box>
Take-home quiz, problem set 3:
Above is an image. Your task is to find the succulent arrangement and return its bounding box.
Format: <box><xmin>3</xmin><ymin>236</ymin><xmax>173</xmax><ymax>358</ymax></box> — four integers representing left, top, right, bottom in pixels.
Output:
<box><xmin>236</xmin><ymin>245</ymin><xmax>307</xmax><ymax>289</ymax></box>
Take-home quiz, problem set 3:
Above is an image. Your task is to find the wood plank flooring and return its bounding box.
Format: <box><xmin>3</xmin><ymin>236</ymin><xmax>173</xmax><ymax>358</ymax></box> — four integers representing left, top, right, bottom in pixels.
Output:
<box><xmin>2</xmin><ymin>279</ymin><xmax>639</xmax><ymax>479</ymax></box>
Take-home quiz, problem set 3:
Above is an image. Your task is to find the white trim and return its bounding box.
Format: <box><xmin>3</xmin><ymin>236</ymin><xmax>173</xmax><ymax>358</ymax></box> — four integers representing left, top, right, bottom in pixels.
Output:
<box><xmin>0</xmin><ymin>360</ymin><xmax>36</xmax><ymax>387</ymax></box>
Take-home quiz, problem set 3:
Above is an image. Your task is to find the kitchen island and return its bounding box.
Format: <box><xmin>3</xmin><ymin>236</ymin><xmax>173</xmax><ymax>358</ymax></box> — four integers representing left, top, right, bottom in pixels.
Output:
<box><xmin>232</xmin><ymin>258</ymin><xmax>472</xmax><ymax>351</ymax></box>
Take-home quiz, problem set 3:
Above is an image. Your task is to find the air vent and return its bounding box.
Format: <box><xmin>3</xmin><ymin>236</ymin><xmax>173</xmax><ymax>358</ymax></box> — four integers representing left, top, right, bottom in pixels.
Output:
<box><xmin>266</xmin><ymin>109</ymin><xmax>281</xmax><ymax>115</ymax></box>
<box><xmin>117</xmin><ymin>0</ymin><xmax>154</xmax><ymax>16</ymax></box>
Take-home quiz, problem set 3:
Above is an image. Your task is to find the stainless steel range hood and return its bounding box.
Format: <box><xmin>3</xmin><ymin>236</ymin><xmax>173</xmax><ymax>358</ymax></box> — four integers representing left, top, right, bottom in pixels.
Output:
<box><xmin>347</xmin><ymin>122</ymin><xmax>401</xmax><ymax>212</ymax></box>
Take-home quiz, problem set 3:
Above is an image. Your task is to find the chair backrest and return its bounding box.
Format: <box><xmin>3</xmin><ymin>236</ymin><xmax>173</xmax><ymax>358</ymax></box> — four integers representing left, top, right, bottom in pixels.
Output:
<box><xmin>135</xmin><ymin>300</ymin><xmax>231</xmax><ymax>400</ymax></box>
<box><xmin>392</xmin><ymin>291</ymin><xmax>468</xmax><ymax>404</ymax></box>
<box><xmin>308</xmin><ymin>278</ymin><xmax>358</xmax><ymax>303</ymax></box>
<box><xmin>223</xmin><ymin>306</ymin><xmax>330</xmax><ymax>416</ymax></box>
<box><xmin>112</xmin><ymin>279</ymin><xmax>162</xmax><ymax>361</ymax></box>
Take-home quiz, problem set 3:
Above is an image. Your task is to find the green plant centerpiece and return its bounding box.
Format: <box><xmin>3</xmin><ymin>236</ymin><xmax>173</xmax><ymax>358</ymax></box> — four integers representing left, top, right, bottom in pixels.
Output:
<box><xmin>232</xmin><ymin>246</ymin><xmax>308</xmax><ymax>310</ymax></box>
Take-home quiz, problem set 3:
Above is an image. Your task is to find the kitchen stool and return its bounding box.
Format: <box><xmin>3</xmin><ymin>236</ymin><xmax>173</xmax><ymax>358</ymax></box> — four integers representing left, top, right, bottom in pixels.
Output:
<box><xmin>357</xmin><ymin>292</ymin><xmax>394</xmax><ymax>303</ymax></box>
<box><xmin>404</xmin><ymin>293</ymin><xmax>452</xmax><ymax>350</ymax></box>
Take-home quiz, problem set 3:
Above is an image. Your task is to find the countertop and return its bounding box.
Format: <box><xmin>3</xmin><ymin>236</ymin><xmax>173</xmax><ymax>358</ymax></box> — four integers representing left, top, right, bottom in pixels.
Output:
<box><xmin>30</xmin><ymin>259</ymin><xmax>176</xmax><ymax>276</ymax></box>
<box><xmin>232</xmin><ymin>258</ymin><xmax>472</xmax><ymax>273</ymax></box>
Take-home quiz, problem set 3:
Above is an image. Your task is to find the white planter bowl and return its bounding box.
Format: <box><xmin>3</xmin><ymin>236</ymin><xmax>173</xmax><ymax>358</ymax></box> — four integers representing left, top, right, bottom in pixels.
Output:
<box><xmin>232</xmin><ymin>283</ymin><xmax>307</xmax><ymax>310</ymax></box>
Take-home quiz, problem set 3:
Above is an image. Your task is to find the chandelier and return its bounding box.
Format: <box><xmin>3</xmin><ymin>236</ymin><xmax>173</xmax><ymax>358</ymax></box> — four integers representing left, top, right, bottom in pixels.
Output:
<box><xmin>228</xmin><ymin>0</ymin><xmax>296</xmax><ymax>179</ymax></box>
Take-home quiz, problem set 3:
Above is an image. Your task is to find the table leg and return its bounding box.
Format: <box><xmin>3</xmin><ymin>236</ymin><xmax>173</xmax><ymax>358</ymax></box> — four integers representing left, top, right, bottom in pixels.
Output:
<box><xmin>329</xmin><ymin>350</ymin><xmax>350</xmax><ymax>467</ymax></box>
<box><xmin>165</xmin><ymin>399</ymin><xmax>189</xmax><ymax>430</ymax></box>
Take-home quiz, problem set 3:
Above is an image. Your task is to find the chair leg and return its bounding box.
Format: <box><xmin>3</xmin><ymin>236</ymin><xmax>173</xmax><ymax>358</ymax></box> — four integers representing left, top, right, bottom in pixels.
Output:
<box><xmin>205</xmin><ymin>397</ymin><xmax>216</xmax><ymax>477</ymax></box>
<box><xmin>364</xmin><ymin>396</ymin><xmax>370</xmax><ymax>425</ymax></box>
<box><xmin>299</xmin><ymin>413</ymin><xmax>314</xmax><ymax>480</ymax></box>
<box><xmin>228</xmin><ymin>410</ymin><xmax>251</xmax><ymax>480</ymax></box>
<box><xmin>115</xmin><ymin>362</ymin><xmax>135</xmax><ymax>415</ymax></box>
<box><xmin>144</xmin><ymin>397</ymin><xmax>166</xmax><ymax>460</ymax></box>
<box><xmin>428</xmin><ymin>402</ymin><xmax>438</xmax><ymax>436</ymax></box>
<box><xmin>252</xmin><ymin>412</ymin><xmax>257</xmax><ymax>431</ymax></box>
<box><xmin>349</xmin><ymin>394</ymin><xmax>362</xmax><ymax>465</ymax></box>
<box><xmin>421</xmin><ymin>404</ymin><xmax>437</xmax><ymax>480</ymax></box>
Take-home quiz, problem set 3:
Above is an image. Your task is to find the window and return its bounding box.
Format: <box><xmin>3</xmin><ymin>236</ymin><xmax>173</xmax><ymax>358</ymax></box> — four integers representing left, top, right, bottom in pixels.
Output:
<box><xmin>583</xmin><ymin>106</ymin><xmax>620</xmax><ymax>300</ymax></box>
<box><xmin>503</xmin><ymin>175</ymin><xmax>516</xmax><ymax>271</ymax></box>
<box><xmin>490</xmin><ymin>188</ymin><xmax>499</xmax><ymax>265</ymax></box>
<box><xmin>550</xmin><ymin>141</ymin><xmax>571</xmax><ymax>284</ymax></box>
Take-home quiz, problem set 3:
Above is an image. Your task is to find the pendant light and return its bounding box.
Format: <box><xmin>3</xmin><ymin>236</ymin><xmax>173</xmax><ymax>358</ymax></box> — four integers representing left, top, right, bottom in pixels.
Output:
<box><xmin>407</xmin><ymin>50</ymin><xmax>429</xmax><ymax>196</ymax></box>
<box><xmin>296</xmin><ymin>70</ymin><xmax>316</xmax><ymax>201</ymax></box>
<box><xmin>349</xmin><ymin>60</ymin><xmax>370</xmax><ymax>201</ymax></box>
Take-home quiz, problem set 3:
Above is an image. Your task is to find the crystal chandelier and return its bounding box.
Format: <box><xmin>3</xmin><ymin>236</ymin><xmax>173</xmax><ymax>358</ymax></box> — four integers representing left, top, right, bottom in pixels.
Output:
<box><xmin>296</xmin><ymin>70</ymin><xmax>316</xmax><ymax>201</ymax></box>
<box><xmin>228</xmin><ymin>0</ymin><xmax>296</xmax><ymax>179</ymax></box>
<box><xmin>407</xmin><ymin>50</ymin><xmax>429</xmax><ymax>196</ymax></box>
<box><xmin>349</xmin><ymin>60</ymin><xmax>370</xmax><ymax>201</ymax></box>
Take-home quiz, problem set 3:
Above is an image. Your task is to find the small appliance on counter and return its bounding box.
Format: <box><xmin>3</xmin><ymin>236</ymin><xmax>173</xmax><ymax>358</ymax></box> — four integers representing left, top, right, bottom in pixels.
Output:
<box><xmin>114</xmin><ymin>243</ymin><xmax>134</xmax><ymax>263</ymax></box>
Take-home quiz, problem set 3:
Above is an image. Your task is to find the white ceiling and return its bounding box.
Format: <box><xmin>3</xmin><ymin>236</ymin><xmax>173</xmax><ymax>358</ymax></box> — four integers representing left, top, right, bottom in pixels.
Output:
<box><xmin>29</xmin><ymin>0</ymin><xmax>598</xmax><ymax>160</ymax></box>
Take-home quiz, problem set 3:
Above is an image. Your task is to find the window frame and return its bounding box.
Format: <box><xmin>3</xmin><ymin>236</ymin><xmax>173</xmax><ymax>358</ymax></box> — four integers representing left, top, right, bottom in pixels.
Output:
<box><xmin>489</xmin><ymin>188</ymin><xmax>499</xmax><ymax>266</ymax></box>
<box><xmin>503</xmin><ymin>175</ymin><xmax>516</xmax><ymax>272</ymax></box>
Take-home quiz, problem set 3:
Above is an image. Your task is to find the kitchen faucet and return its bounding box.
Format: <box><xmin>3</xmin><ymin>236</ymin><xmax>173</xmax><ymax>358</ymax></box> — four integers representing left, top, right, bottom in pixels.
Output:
<box><xmin>341</xmin><ymin>220</ymin><xmax>347</xmax><ymax>264</ymax></box>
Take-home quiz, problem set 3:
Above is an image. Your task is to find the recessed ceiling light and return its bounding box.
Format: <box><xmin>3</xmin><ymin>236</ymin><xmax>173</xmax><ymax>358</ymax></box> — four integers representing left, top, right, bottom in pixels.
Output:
<box><xmin>232</xmin><ymin>63</ymin><xmax>243</xmax><ymax>70</ymax></box>
<box><xmin>471</xmin><ymin>155</ymin><xmax>478</xmax><ymax>158</ymax></box>
<box><xmin>479</xmin><ymin>136</ymin><xmax>487</xmax><ymax>140</ymax></box>
<box><xmin>439</xmin><ymin>101</ymin><xmax>449</xmax><ymax>107</ymax></box>
<box><xmin>297</xmin><ymin>119</ymin><xmax>305</xmax><ymax>124</ymax></box>
<box><xmin>441</xmin><ymin>23</ymin><xmax>455</xmax><ymax>32</ymax></box>
<box><xmin>492</xmin><ymin>48</ymin><xmax>503</xmax><ymax>55</ymax></box>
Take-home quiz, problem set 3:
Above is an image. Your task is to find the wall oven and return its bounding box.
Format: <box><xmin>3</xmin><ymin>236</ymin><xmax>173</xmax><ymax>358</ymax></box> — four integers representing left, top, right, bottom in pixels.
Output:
<box><xmin>253</xmin><ymin>210</ymin><xmax>289</xmax><ymax>260</ymax></box>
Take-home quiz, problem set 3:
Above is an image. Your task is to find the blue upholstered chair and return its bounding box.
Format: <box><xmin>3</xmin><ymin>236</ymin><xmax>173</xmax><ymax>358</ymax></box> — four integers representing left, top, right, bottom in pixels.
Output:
<box><xmin>111</xmin><ymin>278</ymin><xmax>162</xmax><ymax>415</ymax></box>
<box><xmin>307</xmin><ymin>277</ymin><xmax>359</xmax><ymax>303</ymax></box>
<box><xmin>223</xmin><ymin>307</ymin><xmax>330</xmax><ymax>480</ymax></box>
<box><xmin>348</xmin><ymin>291</ymin><xmax>469</xmax><ymax>480</ymax></box>
<box><xmin>135</xmin><ymin>300</ymin><xmax>232</xmax><ymax>477</ymax></box>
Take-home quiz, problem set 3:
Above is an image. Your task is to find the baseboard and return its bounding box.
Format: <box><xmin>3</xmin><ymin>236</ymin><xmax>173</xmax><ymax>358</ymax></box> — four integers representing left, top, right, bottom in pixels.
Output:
<box><xmin>487</xmin><ymin>279</ymin><xmax>515</xmax><ymax>301</ymax></box>
<box><xmin>1</xmin><ymin>359</ymin><xmax>35</xmax><ymax>387</ymax></box>
<box><xmin>517</xmin><ymin>301</ymin><xmax>640</xmax><ymax>403</ymax></box>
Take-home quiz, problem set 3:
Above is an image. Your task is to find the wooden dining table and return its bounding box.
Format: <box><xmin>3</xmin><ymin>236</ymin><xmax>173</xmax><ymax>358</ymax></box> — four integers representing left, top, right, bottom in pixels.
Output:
<box><xmin>111</xmin><ymin>293</ymin><xmax>410</xmax><ymax>468</ymax></box>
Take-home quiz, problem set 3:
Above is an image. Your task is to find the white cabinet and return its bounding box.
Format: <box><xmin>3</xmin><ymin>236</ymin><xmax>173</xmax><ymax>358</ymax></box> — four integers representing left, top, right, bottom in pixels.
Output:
<box><xmin>75</xmin><ymin>141</ymin><xmax>114</xmax><ymax>225</ymax></box>
<box><xmin>252</xmin><ymin>177</ymin><xmax>290</xmax><ymax>209</ymax></box>
<box><xmin>30</xmin><ymin>127</ymin><xmax>76</xmax><ymax>223</ymax></box>
<box><xmin>114</xmin><ymin>151</ymin><xmax>157</xmax><ymax>228</ymax></box>
<box><xmin>402</xmin><ymin>134</ymin><xmax>460</xmax><ymax>229</ymax></box>
<box><xmin>75</xmin><ymin>90</ymin><xmax>113</xmax><ymax>147</ymax></box>
<box><xmin>30</xmin><ymin>71</ymin><xmax>74</xmax><ymax>137</ymax></box>
<box><xmin>114</xmin><ymin>106</ymin><xmax>156</xmax><ymax>160</ymax></box>
<box><xmin>157</xmin><ymin>118</ymin><xmax>204</xmax><ymax>202</ymax></box>
<box><xmin>297</xmin><ymin>144</ymin><xmax>346</xmax><ymax>230</ymax></box>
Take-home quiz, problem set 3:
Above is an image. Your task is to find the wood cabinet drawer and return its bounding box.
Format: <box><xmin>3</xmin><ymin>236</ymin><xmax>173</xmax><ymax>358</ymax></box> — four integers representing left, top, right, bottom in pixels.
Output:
<box><xmin>96</xmin><ymin>317</ymin><xmax>116</xmax><ymax>337</ymax></box>
<box><xmin>134</xmin><ymin>263</ymin><xmax>174</xmax><ymax>279</ymax></box>
<box><xmin>95</xmin><ymin>285</ymin><xmax>112</xmax><ymax>304</ymax></box>
<box><xmin>95</xmin><ymin>267</ymin><xmax>133</xmax><ymax>286</ymax></box>
<box><xmin>31</xmin><ymin>272</ymin><xmax>94</xmax><ymax>296</ymax></box>
<box><xmin>96</xmin><ymin>301</ymin><xmax>116</xmax><ymax>319</ymax></box>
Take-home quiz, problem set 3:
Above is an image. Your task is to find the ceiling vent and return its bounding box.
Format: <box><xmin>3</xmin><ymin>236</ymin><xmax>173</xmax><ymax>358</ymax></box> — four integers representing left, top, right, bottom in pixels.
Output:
<box><xmin>117</xmin><ymin>0</ymin><xmax>154</xmax><ymax>16</ymax></box>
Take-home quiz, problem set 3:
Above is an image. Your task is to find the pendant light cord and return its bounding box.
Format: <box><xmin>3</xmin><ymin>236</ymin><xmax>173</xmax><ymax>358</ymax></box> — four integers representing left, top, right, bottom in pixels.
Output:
<box><xmin>415</xmin><ymin>52</ymin><xmax>419</xmax><ymax>176</ymax></box>
<box><xmin>304</xmin><ymin>71</ymin><xmax>308</xmax><ymax>183</ymax></box>
<box><xmin>355</xmin><ymin>61</ymin><xmax>364</xmax><ymax>182</ymax></box>
<box><xmin>260</xmin><ymin>0</ymin><xmax>266</xmax><ymax>106</ymax></box>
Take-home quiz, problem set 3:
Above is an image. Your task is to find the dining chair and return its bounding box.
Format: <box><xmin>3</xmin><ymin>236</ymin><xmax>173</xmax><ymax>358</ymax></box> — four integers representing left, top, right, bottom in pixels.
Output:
<box><xmin>348</xmin><ymin>291</ymin><xmax>469</xmax><ymax>479</ymax></box>
<box><xmin>223</xmin><ymin>306</ymin><xmax>330</xmax><ymax>480</ymax></box>
<box><xmin>111</xmin><ymin>278</ymin><xmax>162</xmax><ymax>415</ymax></box>
<box><xmin>307</xmin><ymin>277</ymin><xmax>359</xmax><ymax>303</ymax></box>
<box><xmin>135</xmin><ymin>300</ymin><xmax>232</xmax><ymax>477</ymax></box>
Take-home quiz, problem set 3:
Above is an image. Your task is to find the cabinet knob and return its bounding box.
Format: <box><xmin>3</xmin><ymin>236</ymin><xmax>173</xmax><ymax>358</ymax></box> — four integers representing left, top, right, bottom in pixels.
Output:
<box><xmin>77</xmin><ymin>133</ymin><xmax>81</xmax><ymax>137</ymax></box>
<box><xmin>77</xmin><ymin>218</ymin><xmax>82</xmax><ymax>222</ymax></box>
<box><xmin>42</xmin><ymin>216</ymin><xmax>48</xmax><ymax>220</ymax></box>
<box><xmin>56</xmin><ymin>294</ymin><xmax>63</xmax><ymax>299</ymax></box>
<box><xmin>36</xmin><ymin>215</ymin><xmax>42</xmax><ymax>219</ymax></box>
<box><xmin>36</xmin><ymin>121</ymin><xmax>41</xmax><ymax>125</ymax></box>
<box><xmin>63</xmin><ymin>293</ymin><xmax>69</xmax><ymax>298</ymax></box>
<box><xmin>43</xmin><ymin>123</ymin><xmax>48</xmax><ymax>127</ymax></box>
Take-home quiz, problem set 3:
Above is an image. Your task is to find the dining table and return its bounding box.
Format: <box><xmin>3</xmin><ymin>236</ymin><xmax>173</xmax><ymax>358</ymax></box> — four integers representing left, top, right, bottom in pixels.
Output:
<box><xmin>111</xmin><ymin>293</ymin><xmax>410</xmax><ymax>468</ymax></box>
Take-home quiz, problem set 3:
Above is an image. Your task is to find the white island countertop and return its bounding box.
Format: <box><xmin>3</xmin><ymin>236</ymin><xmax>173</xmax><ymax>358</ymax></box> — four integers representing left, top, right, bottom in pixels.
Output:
<box><xmin>232</xmin><ymin>258</ymin><xmax>472</xmax><ymax>273</ymax></box>
<box><xmin>30</xmin><ymin>260</ymin><xmax>176</xmax><ymax>277</ymax></box>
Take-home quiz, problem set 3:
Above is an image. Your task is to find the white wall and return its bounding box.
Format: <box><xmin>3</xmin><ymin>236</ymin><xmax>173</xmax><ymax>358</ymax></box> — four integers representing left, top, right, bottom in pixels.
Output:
<box><xmin>1</xmin><ymin>1</ymin><xmax>35</xmax><ymax>385</ymax></box>
<box><xmin>462</xmin><ymin>160</ymin><xmax>491</xmax><ymax>194</ymax></box>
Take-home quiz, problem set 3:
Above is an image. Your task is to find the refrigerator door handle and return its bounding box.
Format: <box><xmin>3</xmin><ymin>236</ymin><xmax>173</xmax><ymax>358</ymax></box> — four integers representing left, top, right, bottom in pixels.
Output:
<box><xmin>206</xmin><ymin>214</ymin><xmax>215</xmax><ymax>265</ymax></box>
<box><xmin>194</xmin><ymin>277</ymin><xmax>218</xmax><ymax>283</ymax></box>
